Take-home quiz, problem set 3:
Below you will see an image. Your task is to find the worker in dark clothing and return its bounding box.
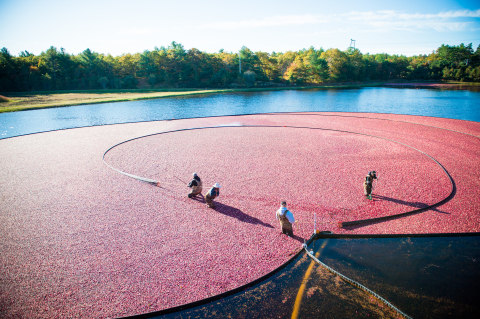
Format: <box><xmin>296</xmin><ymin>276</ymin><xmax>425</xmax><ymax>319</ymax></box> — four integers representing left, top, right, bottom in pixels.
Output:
<box><xmin>187</xmin><ymin>173</ymin><xmax>202</xmax><ymax>198</ymax></box>
<box><xmin>205</xmin><ymin>183</ymin><xmax>221</xmax><ymax>208</ymax></box>
<box><xmin>364</xmin><ymin>171</ymin><xmax>377</xmax><ymax>199</ymax></box>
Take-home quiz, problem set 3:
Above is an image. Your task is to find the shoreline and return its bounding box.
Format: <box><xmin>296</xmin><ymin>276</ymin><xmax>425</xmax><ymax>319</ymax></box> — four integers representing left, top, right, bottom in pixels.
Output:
<box><xmin>0</xmin><ymin>83</ymin><xmax>380</xmax><ymax>113</ymax></box>
<box><xmin>1</xmin><ymin>81</ymin><xmax>478</xmax><ymax>114</ymax></box>
<box><xmin>382</xmin><ymin>82</ymin><xmax>480</xmax><ymax>89</ymax></box>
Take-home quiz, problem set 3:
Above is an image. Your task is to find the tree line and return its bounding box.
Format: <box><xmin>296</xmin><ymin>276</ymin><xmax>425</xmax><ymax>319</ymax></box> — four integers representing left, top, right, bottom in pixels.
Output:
<box><xmin>1</xmin><ymin>42</ymin><xmax>479</xmax><ymax>92</ymax></box>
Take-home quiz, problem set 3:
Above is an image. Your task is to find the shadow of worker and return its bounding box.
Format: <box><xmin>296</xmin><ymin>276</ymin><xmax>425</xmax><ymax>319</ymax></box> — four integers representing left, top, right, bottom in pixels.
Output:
<box><xmin>290</xmin><ymin>233</ymin><xmax>307</xmax><ymax>244</ymax></box>
<box><xmin>212</xmin><ymin>202</ymin><xmax>274</xmax><ymax>229</ymax></box>
<box><xmin>372</xmin><ymin>194</ymin><xmax>450</xmax><ymax>214</ymax></box>
<box><xmin>276</xmin><ymin>222</ymin><xmax>308</xmax><ymax>244</ymax></box>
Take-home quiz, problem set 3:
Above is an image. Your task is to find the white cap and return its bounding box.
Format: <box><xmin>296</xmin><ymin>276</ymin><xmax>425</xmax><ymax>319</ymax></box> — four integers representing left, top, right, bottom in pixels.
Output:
<box><xmin>213</xmin><ymin>183</ymin><xmax>221</xmax><ymax>188</ymax></box>
<box><xmin>193</xmin><ymin>172</ymin><xmax>197</xmax><ymax>177</ymax></box>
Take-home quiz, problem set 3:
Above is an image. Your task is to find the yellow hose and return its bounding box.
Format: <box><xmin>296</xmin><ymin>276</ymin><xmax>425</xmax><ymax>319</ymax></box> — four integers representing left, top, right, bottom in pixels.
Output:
<box><xmin>291</xmin><ymin>239</ymin><xmax>328</xmax><ymax>319</ymax></box>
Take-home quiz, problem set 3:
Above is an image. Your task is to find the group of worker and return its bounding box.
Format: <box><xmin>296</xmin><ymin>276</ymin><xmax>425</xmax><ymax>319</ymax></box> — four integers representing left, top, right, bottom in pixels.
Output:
<box><xmin>185</xmin><ymin>170</ymin><xmax>378</xmax><ymax>237</ymax></box>
<box><xmin>187</xmin><ymin>173</ymin><xmax>221</xmax><ymax>208</ymax></box>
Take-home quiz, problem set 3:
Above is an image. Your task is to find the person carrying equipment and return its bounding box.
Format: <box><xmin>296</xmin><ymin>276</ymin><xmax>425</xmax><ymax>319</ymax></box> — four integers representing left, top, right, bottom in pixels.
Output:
<box><xmin>187</xmin><ymin>173</ymin><xmax>202</xmax><ymax>198</ymax></box>
<box><xmin>364</xmin><ymin>171</ymin><xmax>377</xmax><ymax>200</ymax></box>
<box><xmin>276</xmin><ymin>201</ymin><xmax>296</xmax><ymax>237</ymax></box>
<box><xmin>205</xmin><ymin>183</ymin><xmax>221</xmax><ymax>208</ymax></box>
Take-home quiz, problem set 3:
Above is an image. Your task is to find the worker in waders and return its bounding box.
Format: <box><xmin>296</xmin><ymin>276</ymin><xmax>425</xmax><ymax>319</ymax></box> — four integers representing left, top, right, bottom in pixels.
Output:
<box><xmin>276</xmin><ymin>201</ymin><xmax>296</xmax><ymax>237</ymax></box>
<box><xmin>187</xmin><ymin>173</ymin><xmax>202</xmax><ymax>198</ymax></box>
<box><xmin>364</xmin><ymin>171</ymin><xmax>377</xmax><ymax>200</ymax></box>
<box><xmin>205</xmin><ymin>183</ymin><xmax>221</xmax><ymax>208</ymax></box>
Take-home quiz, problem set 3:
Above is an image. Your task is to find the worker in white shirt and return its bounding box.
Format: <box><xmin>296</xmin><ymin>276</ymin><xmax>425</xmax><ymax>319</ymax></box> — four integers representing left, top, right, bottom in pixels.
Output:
<box><xmin>276</xmin><ymin>201</ymin><xmax>296</xmax><ymax>237</ymax></box>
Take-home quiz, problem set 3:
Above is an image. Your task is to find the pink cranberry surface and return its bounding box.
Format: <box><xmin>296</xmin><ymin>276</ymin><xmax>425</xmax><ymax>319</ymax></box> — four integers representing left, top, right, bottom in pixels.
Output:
<box><xmin>1</xmin><ymin>113</ymin><xmax>478</xmax><ymax>318</ymax></box>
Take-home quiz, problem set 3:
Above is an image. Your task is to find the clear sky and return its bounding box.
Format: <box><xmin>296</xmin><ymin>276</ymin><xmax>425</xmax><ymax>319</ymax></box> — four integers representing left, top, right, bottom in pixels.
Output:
<box><xmin>0</xmin><ymin>0</ymin><xmax>479</xmax><ymax>57</ymax></box>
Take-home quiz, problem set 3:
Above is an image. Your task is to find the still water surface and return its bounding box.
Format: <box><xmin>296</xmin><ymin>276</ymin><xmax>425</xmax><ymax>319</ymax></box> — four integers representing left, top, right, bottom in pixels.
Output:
<box><xmin>1</xmin><ymin>87</ymin><xmax>479</xmax><ymax>139</ymax></box>
<box><xmin>155</xmin><ymin>236</ymin><xmax>480</xmax><ymax>319</ymax></box>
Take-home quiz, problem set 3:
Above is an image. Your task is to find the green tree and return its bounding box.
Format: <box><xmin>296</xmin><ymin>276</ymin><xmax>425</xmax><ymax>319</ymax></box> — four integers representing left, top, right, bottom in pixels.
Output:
<box><xmin>274</xmin><ymin>51</ymin><xmax>297</xmax><ymax>81</ymax></box>
<box><xmin>320</xmin><ymin>49</ymin><xmax>348</xmax><ymax>82</ymax></box>
<box><xmin>469</xmin><ymin>66</ymin><xmax>480</xmax><ymax>82</ymax></box>
<box><xmin>239</xmin><ymin>46</ymin><xmax>264</xmax><ymax>79</ymax></box>
<box><xmin>303</xmin><ymin>47</ymin><xmax>329</xmax><ymax>83</ymax></box>
<box><xmin>284</xmin><ymin>56</ymin><xmax>308</xmax><ymax>84</ymax></box>
<box><xmin>44</xmin><ymin>46</ymin><xmax>59</xmax><ymax>84</ymax></box>
<box><xmin>0</xmin><ymin>48</ymin><xmax>15</xmax><ymax>91</ymax></box>
<box><xmin>243</xmin><ymin>70</ymin><xmax>256</xmax><ymax>86</ymax></box>
<box><xmin>148</xmin><ymin>73</ymin><xmax>156</xmax><ymax>87</ymax></box>
<box><xmin>345</xmin><ymin>49</ymin><xmax>364</xmax><ymax>81</ymax></box>
<box><xmin>256</xmin><ymin>51</ymin><xmax>278</xmax><ymax>82</ymax></box>
<box><xmin>436</xmin><ymin>43</ymin><xmax>473</xmax><ymax>65</ymax></box>
<box><xmin>112</xmin><ymin>77</ymin><xmax>123</xmax><ymax>89</ymax></box>
<box><xmin>118</xmin><ymin>53</ymin><xmax>138</xmax><ymax>78</ymax></box>
<box><xmin>138</xmin><ymin>50</ymin><xmax>155</xmax><ymax>77</ymax></box>
<box><xmin>41</xmin><ymin>72</ymin><xmax>52</xmax><ymax>89</ymax></box>
<box><xmin>98</xmin><ymin>76</ymin><xmax>108</xmax><ymax>89</ymax></box>
<box><xmin>3</xmin><ymin>42</ymin><xmax>480</xmax><ymax>93</ymax></box>
<box><xmin>123</xmin><ymin>75</ymin><xmax>138</xmax><ymax>88</ymax></box>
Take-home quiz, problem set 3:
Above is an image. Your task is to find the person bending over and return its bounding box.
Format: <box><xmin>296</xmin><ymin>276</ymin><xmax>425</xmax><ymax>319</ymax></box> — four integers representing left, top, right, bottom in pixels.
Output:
<box><xmin>187</xmin><ymin>173</ymin><xmax>202</xmax><ymax>198</ymax></box>
<box><xmin>205</xmin><ymin>183</ymin><xmax>221</xmax><ymax>208</ymax></box>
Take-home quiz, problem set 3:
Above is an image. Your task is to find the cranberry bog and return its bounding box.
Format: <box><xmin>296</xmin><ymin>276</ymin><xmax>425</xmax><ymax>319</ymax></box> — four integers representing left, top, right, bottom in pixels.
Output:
<box><xmin>1</xmin><ymin>112</ymin><xmax>479</xmax><ymax>318</ymax></box>
<box><xmin>154</xmin><ymin>235</ymin><xmax>480</xmax><ymax>319</ymax></box>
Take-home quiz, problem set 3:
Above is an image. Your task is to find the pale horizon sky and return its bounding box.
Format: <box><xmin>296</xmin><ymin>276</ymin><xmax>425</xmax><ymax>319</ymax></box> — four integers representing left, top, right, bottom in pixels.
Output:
<box><xmin>1</xmin><ymin>0</ymin><xmax>479</xmax><ymax>57</ymax></box>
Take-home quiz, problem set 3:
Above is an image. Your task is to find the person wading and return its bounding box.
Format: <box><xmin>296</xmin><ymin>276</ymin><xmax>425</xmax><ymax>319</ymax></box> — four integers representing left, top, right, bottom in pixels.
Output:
<box><xmin>187</xmin><ymin>173</ymin><xmax>202</xmax><ymax>198</ymax></box>
<box><xmin>205</xmin><ymin>183</ymin><xmax>221</xmax><ymax>208</ymax></box>
<box><xmin>364</xmin><ymin>171</ymin><xmax>377</xmax><ymax>200</ymax></box>
<box><xmin>276</xmin><ymin>201</ymin><xmax>296</xmax><ymax>237</ymax></box>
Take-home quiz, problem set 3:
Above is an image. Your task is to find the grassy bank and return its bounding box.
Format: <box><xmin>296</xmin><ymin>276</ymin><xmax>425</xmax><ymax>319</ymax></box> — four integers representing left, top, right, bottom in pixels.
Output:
<box><xmin>0</xmin><ymin>83</ymin><xmax>382</xmax><ymax>113</ymax></box>
<box><xmin>0</xmin><ymin>95</ymin><xmax>11</xmax><ymax>103</ymax></box>
<box><xmin>442</xmin><ymin>81</ymin><xmax>480</xmax><ymax>86</ymax></box>
<box><xmin>383</xmin><ymin>81</ymin><xmax>480</xmax><ymax>86</ymax></box>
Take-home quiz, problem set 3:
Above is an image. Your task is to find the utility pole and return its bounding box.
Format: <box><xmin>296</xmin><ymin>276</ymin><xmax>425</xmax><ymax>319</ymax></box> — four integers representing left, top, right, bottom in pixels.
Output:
<box><xmin>349</xmin><ymin>39</ymin><xmax>356</xmax><ymax>50</ymax></box>
<box><xmin>239</xmin><ymin>50</ymin><xmax>242</xmax><ymax>74</ymax></box>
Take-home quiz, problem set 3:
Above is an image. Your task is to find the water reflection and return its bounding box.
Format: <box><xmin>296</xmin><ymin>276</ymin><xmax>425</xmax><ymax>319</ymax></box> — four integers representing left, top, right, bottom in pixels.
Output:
<box><xmin>1</xmin><ymin>88</ymin><xmax>479</xmax><ymax>139</ymax></box>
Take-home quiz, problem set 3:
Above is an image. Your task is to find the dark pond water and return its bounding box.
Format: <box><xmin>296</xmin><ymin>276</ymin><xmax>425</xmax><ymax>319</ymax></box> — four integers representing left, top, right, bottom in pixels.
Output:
<box><xmin>150</xmin><ymin>235</ymin><xmax>480</xmax><ymax>319</ymax></box>
<box><xmin>1</xmin><ymin>87</ymin><xmax>480</xmax><ymax>139</ymax></box>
